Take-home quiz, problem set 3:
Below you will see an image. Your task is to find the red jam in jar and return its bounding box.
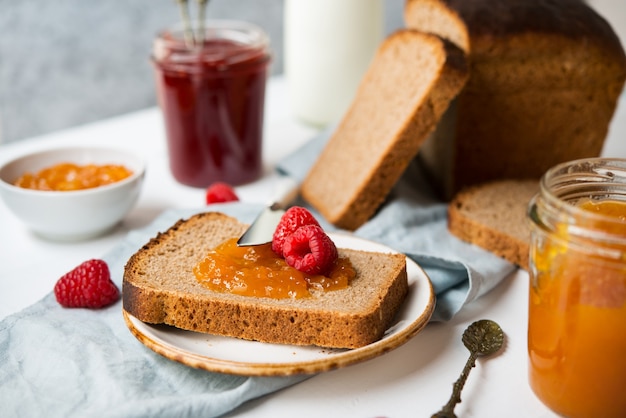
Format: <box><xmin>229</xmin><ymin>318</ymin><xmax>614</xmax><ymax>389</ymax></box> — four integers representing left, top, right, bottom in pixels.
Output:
<box><xmin>193</xmin><ymin>238</ymin><xmax>356</xmax><ymax>299</ymax></box>
<box><xmin>152</xmin><ymin>20</ymin><xmax>271</xmax><ymax>187</ymax></box>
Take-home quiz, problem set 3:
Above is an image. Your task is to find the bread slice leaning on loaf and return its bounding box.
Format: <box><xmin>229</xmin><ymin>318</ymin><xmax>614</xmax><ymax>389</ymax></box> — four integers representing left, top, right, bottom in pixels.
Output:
<box><xmin>301</xmin><ymin>29</ymin><xmax>468</xmax><ymax>231</ymax></box>
<box><xmin>123</xmin><ymin>212</ymin><xmax>409</xmax><ymax>349</ymax></box>
<box><xmin>447</xmin><ymin>180</ymin><xmax>539</xmax><ymax>270</ymax></box>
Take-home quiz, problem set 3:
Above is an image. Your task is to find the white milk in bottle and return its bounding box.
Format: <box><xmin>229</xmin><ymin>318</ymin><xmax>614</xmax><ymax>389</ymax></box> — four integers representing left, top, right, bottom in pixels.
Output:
<box><xmin>284</xmin><ymin>0</ymin><xmax>383</xmax><ymax>127</ymax></box>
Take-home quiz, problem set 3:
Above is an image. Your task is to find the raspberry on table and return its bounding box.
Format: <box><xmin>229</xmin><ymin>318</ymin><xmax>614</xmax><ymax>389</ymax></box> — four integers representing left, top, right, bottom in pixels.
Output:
<box><xmin>205</xmin><ymin>182</ymin><xmax>239</xmax><ymax>204</ymax></box>
<box><xmin>282</xmin><ymin>224</ymin><xmax>338</xmax><ymax>275</ymax></box>
<box><xmin>54</xmin><ymin>259</ymin><xmax>120</xmax><ymax>309</ymax></box>
<box><xmin>272</xmin><ymin>206</ymin><xmax>321</xmax><ymax>256</ymax></box>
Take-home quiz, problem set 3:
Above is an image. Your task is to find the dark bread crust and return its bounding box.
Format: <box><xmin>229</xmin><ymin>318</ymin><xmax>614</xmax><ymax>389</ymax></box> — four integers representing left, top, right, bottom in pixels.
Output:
<box><xmin>123</xmin><ymin>212</ymin><xmax>409</xmax><ymax>349</ymax></box>
<box><xmin>406</xmin><ymin>0</ymin><xmax>626</xmax><ymax>60</ymax></box>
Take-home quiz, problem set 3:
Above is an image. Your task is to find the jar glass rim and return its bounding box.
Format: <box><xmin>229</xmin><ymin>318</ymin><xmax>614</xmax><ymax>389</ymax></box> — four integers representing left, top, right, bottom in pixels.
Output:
<box><xmin>152</xmin><ymin>19</ymin><xmax>271</xmax><ymax>71</ymax></box>
<box><xmin>541</xmin><ymin>157</ymin><xmax>626</xmax><ymax>214</ymax></box>
<box><xmin>155</xmin><ymin>20</ymin><xmax>269</xmax><ymax>51</ymax></box>
<box><xmin>530</xmin><ymin>157</ymin><xmax>626</xmax><ymax>255</ymax></box>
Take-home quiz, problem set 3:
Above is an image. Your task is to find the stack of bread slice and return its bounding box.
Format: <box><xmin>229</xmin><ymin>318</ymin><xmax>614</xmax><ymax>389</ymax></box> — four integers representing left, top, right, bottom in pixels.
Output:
<box><xmin>300</xmin><ymin>0</ymin><xmax>625</xmax><ymax>268</ymax></box>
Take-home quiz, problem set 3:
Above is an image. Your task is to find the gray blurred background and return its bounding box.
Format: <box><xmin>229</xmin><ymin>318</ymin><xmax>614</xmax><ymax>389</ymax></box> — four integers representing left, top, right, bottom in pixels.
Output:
<box><xmin>0</xmin><ymin>0</ymin><xmax>623</xmax><ymax>144</ymax></box>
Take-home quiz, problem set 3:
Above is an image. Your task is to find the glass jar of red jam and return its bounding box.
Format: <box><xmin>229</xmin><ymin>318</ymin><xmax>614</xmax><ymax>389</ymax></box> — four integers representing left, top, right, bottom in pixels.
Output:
<box><xmin>152</xmin><ymin>20</ymin><xmax>271</xmax><ymax>187</ymax></box>
<box><xmin>527</xmin><ymin>158</ymin><xmax>626</xmax><ymax>418</ymax></box>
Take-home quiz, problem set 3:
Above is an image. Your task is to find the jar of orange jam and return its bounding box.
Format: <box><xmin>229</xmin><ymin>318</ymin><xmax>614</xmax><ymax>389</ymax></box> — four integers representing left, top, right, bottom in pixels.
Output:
<box><xmin>527</xmin><ymin>158</ymin><xmax>626</xmax><ymax>418</ymax></box>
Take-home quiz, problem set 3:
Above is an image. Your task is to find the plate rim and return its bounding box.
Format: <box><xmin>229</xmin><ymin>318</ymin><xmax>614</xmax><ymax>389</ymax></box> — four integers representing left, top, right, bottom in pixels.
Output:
<box><xmin>122</xmin><ymin>233</ymin><xmax>435</xmax><ymax>376</ymax></box>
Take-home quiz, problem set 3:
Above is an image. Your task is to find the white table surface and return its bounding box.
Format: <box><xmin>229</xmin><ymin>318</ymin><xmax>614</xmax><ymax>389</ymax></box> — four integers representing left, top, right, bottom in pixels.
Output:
<box><xmin>1</xmin><ymin>76</ymin><xmax>625</xmax><ymax>418</ymax></box>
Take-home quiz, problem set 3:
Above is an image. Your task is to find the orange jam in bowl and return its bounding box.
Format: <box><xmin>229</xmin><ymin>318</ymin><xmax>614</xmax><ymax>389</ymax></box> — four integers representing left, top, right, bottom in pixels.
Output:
<box><xmin>14</xmin><ymin>163</ymin><xmax>133</xmax><ymax>191</ymax></box>
<box><xmin>527</xmin><ymin>158</ymin><xmax>626</xmax><ymax>418</ymax></box>
<box><xmin>193</xmin><ymin>238</ymin><xmax>356</xmax><ymax>299</ymax></box>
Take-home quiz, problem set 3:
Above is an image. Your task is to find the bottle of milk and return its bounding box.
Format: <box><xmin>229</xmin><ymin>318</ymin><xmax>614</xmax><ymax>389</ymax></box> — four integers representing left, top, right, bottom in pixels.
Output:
<box><xmin>284</xmin><ymin>0</ymin><xmax>383</xmax><ymax>127</ymax></box>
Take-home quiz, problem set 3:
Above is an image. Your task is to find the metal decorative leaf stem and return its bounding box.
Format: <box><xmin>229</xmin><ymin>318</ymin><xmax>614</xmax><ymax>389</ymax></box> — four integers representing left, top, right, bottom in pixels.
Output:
<box><xmin>175</xmin><ymin>0</ymin><xmax>195</xmax><ymax>47</ymax></box>
<box><xmin>196</xmin><ymin>0</ymin><xmax>209</xmax><ymax>46</ymax></box>
<box><xmin>431</xmin><ymin>319</ymin><xmax>505</xmax><ymax>418</ymax></box>
<box><xmin>174</xmin><ymin>0</ymin><xmax>211</xmax><ymax>47</ymax></box>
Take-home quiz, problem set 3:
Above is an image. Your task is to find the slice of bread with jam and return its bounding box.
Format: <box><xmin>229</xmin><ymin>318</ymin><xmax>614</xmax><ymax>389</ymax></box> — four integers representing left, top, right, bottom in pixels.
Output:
<box><xmin>122</xmin><ymin>212</ymin><xmax>408</xmax><ymax>349</ymax></box>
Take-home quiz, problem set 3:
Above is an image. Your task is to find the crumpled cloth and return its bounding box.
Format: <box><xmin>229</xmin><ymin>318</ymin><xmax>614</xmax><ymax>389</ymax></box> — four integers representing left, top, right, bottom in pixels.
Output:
<box><xmin>0</xmin><ymin>131</ymin><xmax>515</xmax><ymax>418</ymax></box>
<box><xmin>277</xmin><ymin>129</ymin><xmax>516</xmax><ymax>321</ymax></box>
<box><xmin>1</xmin><ymin>204</ymin><xmax>309</xmax><ymax>418</ymax></box>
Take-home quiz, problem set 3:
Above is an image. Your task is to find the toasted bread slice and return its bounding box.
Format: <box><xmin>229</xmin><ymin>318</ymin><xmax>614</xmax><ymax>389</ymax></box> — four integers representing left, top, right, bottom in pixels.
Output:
<box><xmin>123</xmin><ymin>212</ymin><xmax>408</xmax><ymax>349</ymax></box>
<box><xmin>301</xmin><ymin>29</ymin><xmax>468</xmax><ymax>230</ymax></box>
<box><xmin>447</xmin><ymin>180</ymin><xmax>538</xmax><ymax>270</ymax></box>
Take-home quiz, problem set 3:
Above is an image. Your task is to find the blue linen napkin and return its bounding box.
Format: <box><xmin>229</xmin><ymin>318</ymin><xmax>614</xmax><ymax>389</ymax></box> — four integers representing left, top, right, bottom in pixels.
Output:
<box><xmin>0</xmin><ymin>203</ymin><xmax>309</xmax><ymax>418</ymax></box>
<box><xmin>277</xmin><ymin>129</ymin><xmax>517</xmax><ymax>321</ymax></box>
<box><xmin>0</xmin><ymin>131</ymin><xmax>516</xmax><ymax>418</ymax></box>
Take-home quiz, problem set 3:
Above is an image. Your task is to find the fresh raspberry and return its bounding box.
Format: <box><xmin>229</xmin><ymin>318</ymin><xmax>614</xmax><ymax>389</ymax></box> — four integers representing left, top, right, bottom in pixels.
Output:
<box><xmin>205</xmin><ymin>182</ymin><xmax>239</xmax><ymax>204</ymax></box>
<box><xmin>272</xmin><ymin>206</ymin><xmax>321</xmax><ymax>256</ymax></box>
<box><xmin>54</xmin><ymin>259</ymin><xmax>120</xmax><ymax>309</ymax></box>
<box><xmin>282</xmin><ymin>225</ymin><xmax>338</xmax><ymax>275</ymax></box>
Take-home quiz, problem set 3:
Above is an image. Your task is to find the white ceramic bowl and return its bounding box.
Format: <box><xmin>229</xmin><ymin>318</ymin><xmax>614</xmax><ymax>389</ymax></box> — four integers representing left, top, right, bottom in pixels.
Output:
<box><xmin>0</xmin><ymin>147</ymin><xmax>145</xmax><ymax>241</ymax></box>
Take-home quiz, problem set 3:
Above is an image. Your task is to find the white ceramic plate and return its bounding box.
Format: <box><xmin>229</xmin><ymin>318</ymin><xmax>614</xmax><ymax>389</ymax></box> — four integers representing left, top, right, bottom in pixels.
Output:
<box><xmin>123</xmin><ymin>233</ymin><xmax>435</xmax><ymax>376</ymax></box>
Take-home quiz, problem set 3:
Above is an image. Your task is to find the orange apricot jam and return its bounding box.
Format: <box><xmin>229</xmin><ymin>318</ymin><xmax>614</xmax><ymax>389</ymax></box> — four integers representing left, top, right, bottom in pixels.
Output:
<box><xmin>193</xmin><ymin>238</ymin><xmax>356</xmax><ymax>299</ymax></box>
<box><xmin>528</xmin><ymin>198</ymin><xmax>626</xmax><ymax>418</ymax></box>
<box><xmin>14</xmin><ymin>162</ymin><xmax>133</xmax><ymax>191</ymax></box>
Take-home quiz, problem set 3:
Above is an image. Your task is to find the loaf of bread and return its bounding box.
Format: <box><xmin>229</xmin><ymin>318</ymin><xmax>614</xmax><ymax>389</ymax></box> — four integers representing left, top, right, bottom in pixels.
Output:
<box><xmin>301</xmin><ymin>29</ymin><xmax>468</xmax><ymax>230</ymax></box>
<box><xmin>405</xmin><ymin>0</ymin><xmax>626</xmax><ymax>199</ymax></box>
<box><xmin>447</xmin><ymin>180</ymin><xmax>538</xmax><ymax>270</ymax></box>
<box><xmin>122</xmin><ymin>212</ymin><xmax>409</xmax><ymax>349</ymax></box>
